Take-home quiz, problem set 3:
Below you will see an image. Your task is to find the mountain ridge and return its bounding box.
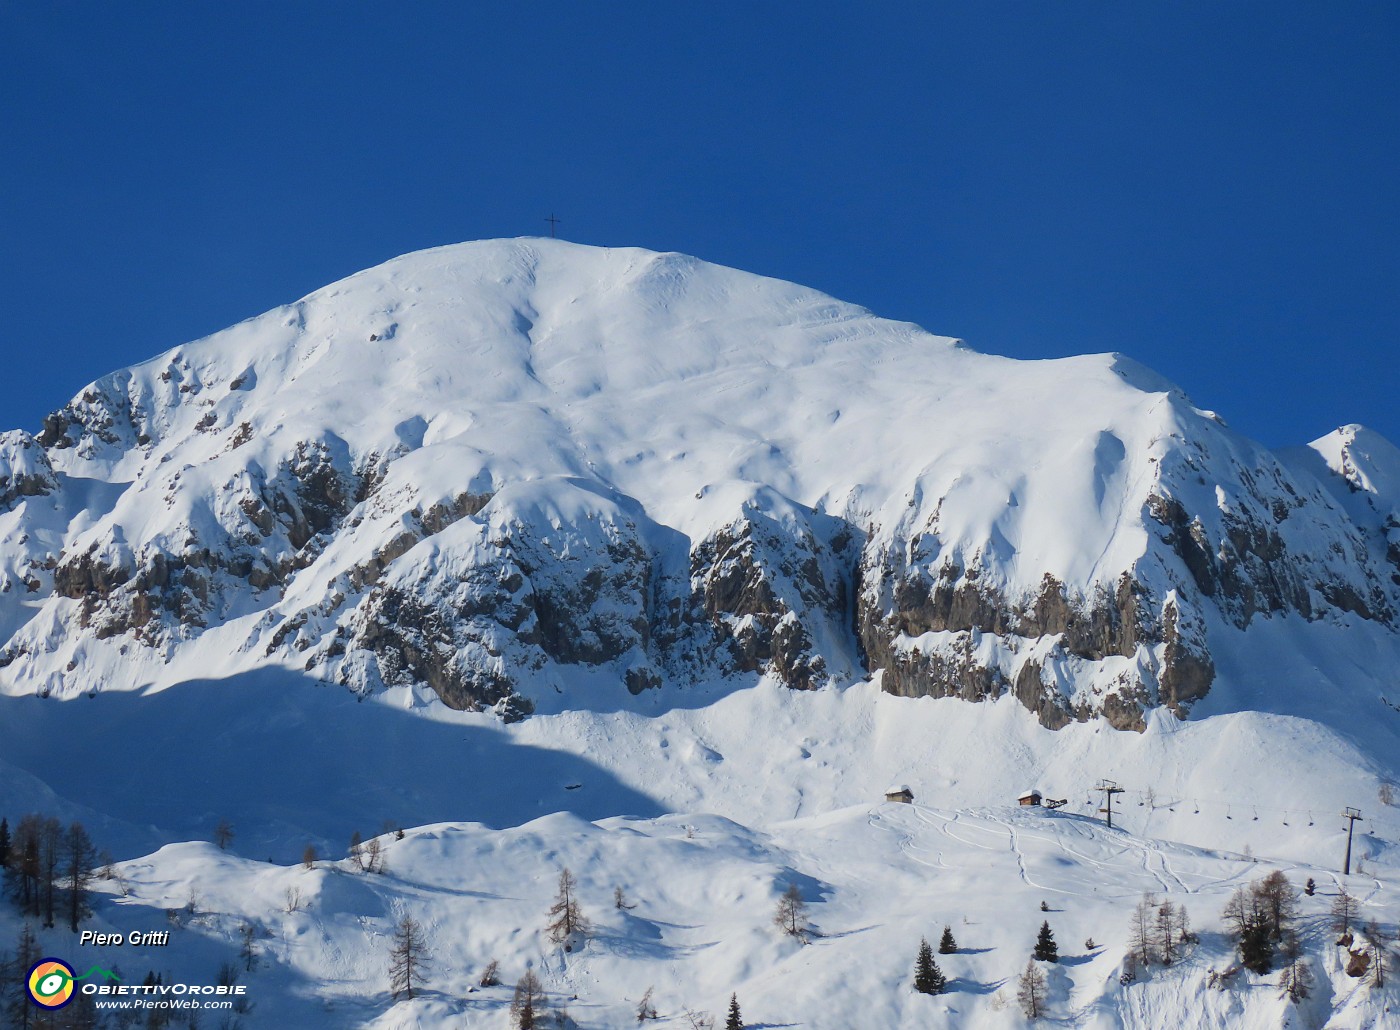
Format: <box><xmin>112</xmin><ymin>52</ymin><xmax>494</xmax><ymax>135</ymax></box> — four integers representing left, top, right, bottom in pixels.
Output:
<box><xmin>0</xmin><ymin>238</ymin><xmax>1396</xmax><ymax>737</ymax></box>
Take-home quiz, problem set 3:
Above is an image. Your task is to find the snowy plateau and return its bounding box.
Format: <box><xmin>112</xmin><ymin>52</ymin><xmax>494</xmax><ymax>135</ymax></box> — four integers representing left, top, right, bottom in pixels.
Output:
<box><xmin>0</xmin><ymin>238</ymin><xmax>1397</xmax><ymax>1028</ymax></box>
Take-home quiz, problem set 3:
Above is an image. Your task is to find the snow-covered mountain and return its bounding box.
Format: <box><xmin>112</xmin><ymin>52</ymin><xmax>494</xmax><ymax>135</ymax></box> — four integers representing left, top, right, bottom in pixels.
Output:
<box><xmin>2</xmin><ymin>239</ymin><xmax>1397</xmax><ymax>734</ymax></box>
<box><xmin>1</xmin><ymin>239</ymin><xmax>1397</xmax><ymax>1028</ymax></box>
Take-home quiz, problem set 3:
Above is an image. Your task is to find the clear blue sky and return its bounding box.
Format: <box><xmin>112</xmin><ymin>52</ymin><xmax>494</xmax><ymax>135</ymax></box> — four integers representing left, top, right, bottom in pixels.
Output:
<box><xmin>2</xmin><ymin>3</ymin><xmax>1396</xmax><ymax>448</ymax></box>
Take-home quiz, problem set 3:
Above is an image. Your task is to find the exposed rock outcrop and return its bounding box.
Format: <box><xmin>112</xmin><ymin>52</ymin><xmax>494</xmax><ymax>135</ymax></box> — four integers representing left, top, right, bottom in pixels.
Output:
<box><xmin>690</xmin><ymin>507</ymin><xmax>851</xmax><ymax>690</ymax></box>
<box><xmin>0</xmin><ymin>431</ymin><xmax>58</xmax><ymax>511</ymax></box>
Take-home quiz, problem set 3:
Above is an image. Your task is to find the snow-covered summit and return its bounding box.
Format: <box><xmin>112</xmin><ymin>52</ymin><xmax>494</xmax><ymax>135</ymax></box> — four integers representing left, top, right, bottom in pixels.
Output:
<box><xmin>1306</xmin><ymin>424</ymin><xmax>1400</xmax><ymax>515</ymax></box>
<box><xmin>0</xmin><ymin>239</ymin><xmax>1396</xmax><ymax>733</ymax></box>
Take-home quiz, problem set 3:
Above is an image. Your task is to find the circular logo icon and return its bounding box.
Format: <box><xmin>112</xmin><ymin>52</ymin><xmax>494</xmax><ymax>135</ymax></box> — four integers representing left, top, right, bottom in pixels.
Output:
<box><xmin>28</xmin><ymin>958</ymin><xmax>76</xmax><ymax>1009</ymax></box>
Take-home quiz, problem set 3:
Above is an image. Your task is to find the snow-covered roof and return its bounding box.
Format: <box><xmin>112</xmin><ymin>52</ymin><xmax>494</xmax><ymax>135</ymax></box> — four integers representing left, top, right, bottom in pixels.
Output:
<box><xmin>886</xmin><ymin>784</ymin><xmax>913</xmax><ymax>795</ymax></box>
<box><xmin>1018</xmin><ymin>789</ymin><xmax>1042</xmax><ymax>799</ymax></box>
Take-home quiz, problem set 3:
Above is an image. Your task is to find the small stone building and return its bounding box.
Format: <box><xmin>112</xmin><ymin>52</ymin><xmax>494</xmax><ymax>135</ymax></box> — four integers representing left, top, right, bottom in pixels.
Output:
<box><xmin>885</xmin><ymin>785</ymin><xmax>915</xmax><ymax>804</ymax></box>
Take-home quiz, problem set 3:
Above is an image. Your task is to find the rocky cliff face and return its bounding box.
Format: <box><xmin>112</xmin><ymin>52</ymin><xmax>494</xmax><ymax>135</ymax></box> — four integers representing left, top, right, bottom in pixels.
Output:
<box><xmin>1</xmin><ymin>240</ymin><xmax>1395</xmax><ymax>727</ymax></box>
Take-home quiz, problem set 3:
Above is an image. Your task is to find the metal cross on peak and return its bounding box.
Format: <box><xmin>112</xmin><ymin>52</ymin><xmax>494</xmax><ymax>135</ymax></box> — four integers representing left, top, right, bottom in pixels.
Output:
<box><xmin>545</xmin><ymin>214</ymin><xmax>560</xmax><ymax>238</ymax></box>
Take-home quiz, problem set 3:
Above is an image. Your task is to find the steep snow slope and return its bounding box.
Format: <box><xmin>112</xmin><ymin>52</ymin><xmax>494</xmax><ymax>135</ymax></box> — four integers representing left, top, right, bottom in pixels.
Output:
<box><xmin>1</xmin><ymin>239</ymin><xmax>1396</xmax><ymax>739</ymax></box>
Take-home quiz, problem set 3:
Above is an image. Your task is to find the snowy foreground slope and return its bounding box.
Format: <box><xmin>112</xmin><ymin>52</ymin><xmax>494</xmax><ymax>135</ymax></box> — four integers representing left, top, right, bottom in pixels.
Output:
<box><xmin>0</xmin><ymin>239</ymin><xmax>1397</xmax><ymax>1026</ymax></box>
<box><xmin>1</xmin><ymin>680</ymin><xmax>1397</xmax><ymax>1028</ymax></box>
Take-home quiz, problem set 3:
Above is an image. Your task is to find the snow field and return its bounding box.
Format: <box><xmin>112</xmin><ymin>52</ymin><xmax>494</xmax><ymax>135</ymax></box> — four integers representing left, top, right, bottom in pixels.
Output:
<box><xmin>1</xmin><ymin>676</ymin><xmax>1395</xmax><ymax>1026</ymax></box>
<box><xmin>50</xmin><ymin>796</ymin><xmax>1397</xmax><ymax>1028</ymax></box>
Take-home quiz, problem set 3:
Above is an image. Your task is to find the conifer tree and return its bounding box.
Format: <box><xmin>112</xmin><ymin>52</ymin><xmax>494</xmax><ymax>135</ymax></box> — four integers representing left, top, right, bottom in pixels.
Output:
<box><xmin>1155</xmin><ymin>900</ymin><xmax>1178</xmax><ymax>965</ymax></box>
<box><xmin>239</xmin><ymin>921</ymin><xmax>258</xmax><ymax>972</ymax></box>
<box><xmin>364</xmin><ymin>835</ymin><xmax>384</xmax><ymax>874</ymax></box>
<box><xmin>547</xmin><ymin>868</ymin><xmax>589</xmax><ymax>945</ymax></box>
<box><xmin>65</xmin><ymin>984</ymin><xmax>101</xmax><ymax>1029</ymax></box>
<box><xmin>141</xmin><ymin>970</ymin><xmax>174</xmax><ymax>1029</ymax></box>
<box><xmin>213</xmin><ymin>819</ymin><xmax>234</xmax><ymax>851</ymax></box>
<box><xmin>914</xmin><ymin>937</ymin><xmax>934</xmax><ymax>992</ymax></box>
<box><xmin>512</xmin><ymin>970</ymin><xmax>546</xmax><ymax>1029</ymax></box>
<box><xmin>1225</xmin><ymin>886</ymin><xmax>1274</xmax><ymax>973</ymax></box>
<box><xmin>1016</xmin><ymin>958</ymin><xmax>1047</xmax><ymax>1019</ymax></box>
<box><xmin>1129</xmin><ymin>893</ymin><xmax>1157</xmax><ymax>966</ymax></box>
<box><xmin>913</xmin><ymin>937</ymin><xmax>946</xmax><ymax>995</ymax></box>
<box><xmin>5</xmin><ymin>815</ymin><xmax>42</xmax><ymax>916</ymax></box>
<box><xmin>1241</xmin><ymin>920</ymin><xmax>1273</xmax><ymax>973</ymax></box>
<box><xmin>1171</xmin><ymin>902</ymin><xmax>1192</xmax><ymax>949</ymax></box>
<box><xmin>1033</xmin><ymin>920</ymin><xmax>1058</xmax><ymax>962</ymax></box>
<box><xmin>773</xmin><ymin>883</ymin><xmax>808</xmax><ymax>939</ymax></box>
<box><xmin>6</xmin><ymin>923</ymin><xmax>39</xmax><ymax>1030</ymax></box>
<box><xmin>1254</xmin><ymin>870</ymin><xmax>1298</xmax><ymax>943</ymax></box>
<box><xmin>635</xmin><ymin>985</ymin><xmax>657</xmax><ymax>1021</ymax></box>
<box><xmin>1330</xmin><ymin>888</ymin><xmax>1357</xmax><ymax>938</ymax></box>
<box><xmin>388</xmin><ymin>915</ymin><xmax>430</xmax><ymax>1000</ymax></box>
<box><xmin>1365</xmin><ymin>919</ymin><xmax>1387</xmax><ymax>989</ymax></box>
<box><xmin>1278</xmin><ymin>934</ymin><xmax>1311</xmax><ymax>1003</ymax></box>
<box><xmin>725</xmin><ymin>993</ymin><xmax>744</xmax><ymax>1030</ymax></box>
<box><xmin>938</xmin><ymin>925</ymin><xmax>956</xmax><ymax>954</ymax></box>
<box><xmin>37</xmin><ymin>815</ymin><xmax>60</xmax><ymax>927</ymax></box>
<box><xmin>0</xmin><ymin>817</ymin><xmax>9</xmax><ymax>868</ymax></box>
<box><xmin>63</xmin><ymin>820</ymin><xmax>98</xmax><ymax>932</ymax></box>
